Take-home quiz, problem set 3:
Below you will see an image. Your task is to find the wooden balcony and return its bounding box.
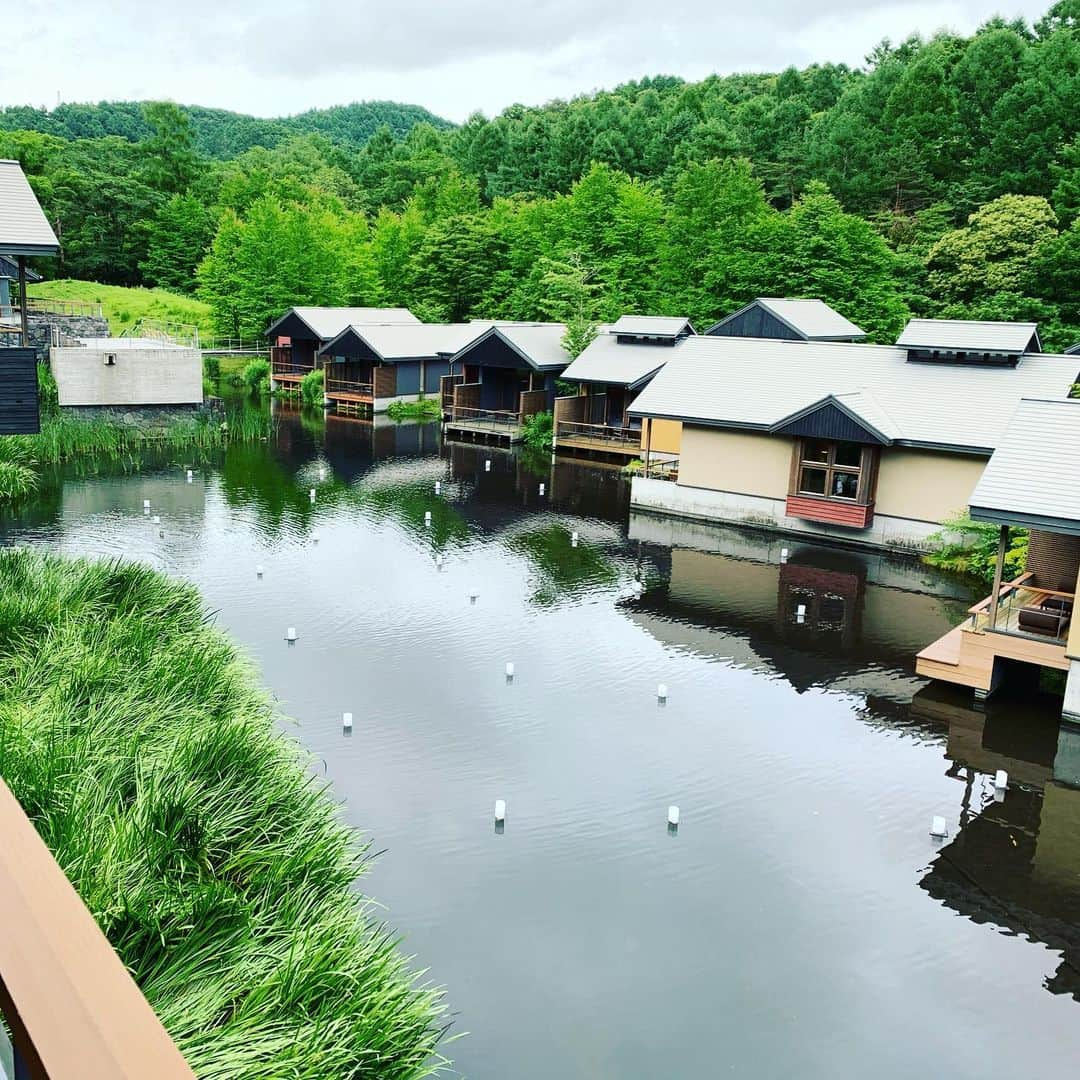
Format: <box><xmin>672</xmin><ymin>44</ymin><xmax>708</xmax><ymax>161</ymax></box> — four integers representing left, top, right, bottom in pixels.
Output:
<box><xmin>0</xmin><ymin>778</ymin><xmax>193</xmax><ymax>1079</ymax></box>
<box><xmin>555</xmin><ymin>419</ymin><xmax>642</xmax><ymax>458</ymax></box>
<box><xmin>324</xmin><ymin>376</ymin><xmax>374</xmax><ymax>408</ymax></box>
<box><xmin>443</xmin><ymin>380</ymin><xmax>546</xmax><ymax>443</ymax></box>
<box><xmin>916</xmin><ymin>572</ymin><xmax>1073</xmax><ymax>693</ymax></box>
<box><xmin>270</xmin><ymin>347</ymin><xmax>314</xmax><ymax>386</ymax></box>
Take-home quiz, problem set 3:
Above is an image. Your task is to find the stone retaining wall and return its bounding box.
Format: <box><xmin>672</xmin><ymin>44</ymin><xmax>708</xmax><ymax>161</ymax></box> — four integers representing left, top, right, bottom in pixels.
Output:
<box><xmin>26</xmin><ymin>312</ymin><xmax>110</xmax><ymax>361</ymax></box>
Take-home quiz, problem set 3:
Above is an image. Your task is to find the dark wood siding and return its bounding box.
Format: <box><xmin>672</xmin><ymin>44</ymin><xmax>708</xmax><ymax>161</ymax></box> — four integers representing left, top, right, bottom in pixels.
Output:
<box><xmin>373</xmin><ymin>365</ymin><xmax>397</xmax><ymax>398</ymax></box>
<box><xmin>708</xmin><ymin>305</ymin><xmax>802</xmax><ymax>341</ymax></box>
<box><xmin>774</xmin><ymin>402</ymin><xmax>886</xmax><ymax>444</ymax></box>
<box><xmin>1026</xmin><ymin>530</ymin><xmax>1080</xmax><ymax>592</ymax></box>
<box><xmin>0</xmin><ymin>348</ymin><xmax>40</xmax><ymax>435</ymax></box>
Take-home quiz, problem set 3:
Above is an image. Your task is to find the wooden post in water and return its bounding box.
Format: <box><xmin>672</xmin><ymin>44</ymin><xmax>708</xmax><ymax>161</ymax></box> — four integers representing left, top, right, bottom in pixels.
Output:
<box><xmin>17</xmin><ymin>256</ymin><xmax>29</xmax><ymax>347</ymax></box>
<box><xmin>643</xmin><ymin>418</ymin><xmax>653</xmax><ymax>479</ymax></box>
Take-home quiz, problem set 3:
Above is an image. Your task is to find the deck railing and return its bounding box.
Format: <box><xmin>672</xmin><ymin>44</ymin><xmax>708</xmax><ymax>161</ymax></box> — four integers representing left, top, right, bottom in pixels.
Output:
<box><xmin>446</xmin><ymin>405</ymin><xmax>522</xmax><ymax>432</ymax></box>
<box><xmin>555</xmin><ymin>419</ymin><xmax>641</xmax><ymax>450</ymax></box>
<box><xmin>0</xmin><ymin>778</ymin><xmax>194</xmax><ymax>1079</ymax></box>
<box><xmin>2</xmin><ymin>297</ymin><xmax>105</xmax><ymax>319</ymax></box>
<box><xmin>970</xmin><ymin>571</ymin><xmax>1074</xmax><ymax>642</ymax></box>
<box><xmin>325</xmin><ymin>377</ymin><xmax>374</xmax><ymax>399</ymax></box>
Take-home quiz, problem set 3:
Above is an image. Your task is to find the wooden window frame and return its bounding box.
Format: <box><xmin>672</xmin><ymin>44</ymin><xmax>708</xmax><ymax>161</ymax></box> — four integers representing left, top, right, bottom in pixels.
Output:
<box><xmin>789</xmin><ymin>439</ymin><xmax>878</xmax><ymax>507</ymax></box>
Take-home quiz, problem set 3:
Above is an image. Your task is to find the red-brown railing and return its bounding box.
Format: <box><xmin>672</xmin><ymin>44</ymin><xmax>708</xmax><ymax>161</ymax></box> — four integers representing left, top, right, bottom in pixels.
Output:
<box><xmin>325</xmin><ymin>378</ymin><xmax>374</xmax><ymax>399</ymax></box>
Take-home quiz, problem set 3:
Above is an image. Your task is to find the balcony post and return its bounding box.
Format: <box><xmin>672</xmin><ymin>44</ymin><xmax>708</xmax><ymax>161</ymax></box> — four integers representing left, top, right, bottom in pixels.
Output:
<box><xmin>988</xmin><ymin>524</ymin><xmax>1009</xmax><ymax>631</ymax></box>
<box><xmin>643</xmin><ymin>418</ymin><xmax>652</xmax><ymax>479</ymax></box>
<box><xmin>17</xmin><ymin>256</ymin><xmax>28</xmax><ymax>348</ymax></box>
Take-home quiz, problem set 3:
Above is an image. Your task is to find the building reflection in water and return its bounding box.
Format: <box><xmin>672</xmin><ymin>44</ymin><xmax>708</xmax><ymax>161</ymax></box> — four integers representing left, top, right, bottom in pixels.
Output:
<box><xmin>914</xmin><ymin>685</ymin><xmax>1080</xmax><ymax>1002</ymax></box>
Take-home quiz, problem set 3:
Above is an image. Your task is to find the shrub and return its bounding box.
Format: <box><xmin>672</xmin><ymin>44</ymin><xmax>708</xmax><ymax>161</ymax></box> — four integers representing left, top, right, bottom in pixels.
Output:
<box><xmin>923</xmin><ymin>515</ymin><xmax>1028</xmax><ymax>586</ymax></box>
<box><xmin>240</xmin><ymin>357</ymin><xmax>270</xmax><ymax>395</ymax></box>
<box><xmin>387</xmin><ymin>398</ymin><xmax>439</xmax><ymax>422</ymax></box>
<box><xmin>300</xmin><ymin>367</ymin><xmax>325</xmax><ymax>406</ymax></box>
<box><xmin>521</xmin><ymin>410</ymin><xmax>553</xmax><ymax>451</ymax></box>
<box><xmin>202</xmin><ymin>354</ymin><xmax>221</xmax><ymax>382</ymax></box>
<box><xmin>37</xmin><ymin>363</ymin><xmax>58</xmax><ymax>416</ymax></box>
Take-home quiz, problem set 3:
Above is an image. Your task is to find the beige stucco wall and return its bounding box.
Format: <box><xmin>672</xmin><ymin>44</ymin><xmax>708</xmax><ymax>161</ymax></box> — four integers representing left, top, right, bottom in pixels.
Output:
<box><xmin>53</xmin><ymin>345</ymin><xmax>203</xmax><ymax>407</ymax></box>
<box><xmin>642</xmin><ymin>418</ymin><xmax>682</xmax><ymax>455</ymax></box>
<box><xmin>677</xmin><ymin>426</ymin><xmax>793</xmax><ymax>497</ymax></box>
<box><xmin>873</xmin><ymin>449</ymin><xmax>986</xmax><ymax>525</ymax></box>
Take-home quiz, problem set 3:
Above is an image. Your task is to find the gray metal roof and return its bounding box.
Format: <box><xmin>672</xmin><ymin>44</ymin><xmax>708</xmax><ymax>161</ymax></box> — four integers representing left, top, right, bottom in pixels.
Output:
<box><xmin>270</xmin><ymin>306</ymin><xmax>420</xmax><ymax>340</ymax></box>
<box><xmin>610</xmin><ymin>314</ymin><xmax>694</xmax><ymax>337</ymax></box>
<box><xmin>897</xmin><ymin>318</ymin><xmax>1039</xmax><ymax>354</ymax></box>
<box><xmin>453</xmin><ymin>322</ymin><xmax>570</xmax><ymax>370</ymax></box>
<box><xmin>708</xmin><ymin>298</ymin><xmax>865</xmax><ymax>340</ymax></box>
<box><xmin>969</xmin><ymin>398</ymin><xmax>1080</xmax><ymax>534</ymax></box>
<box><xmin>627</xmin><ymin>335</ymin><xmax>1079</xmax><ymax>454</ymax></box>
<box><xmin>0</xmin><ymin>160</ymin><xmax>59</xmax><ymax>256</ymax></box>
<box><xmin>321</xmin><ymin>322</ymin><xmax>484</xmax><ymax>360</ymax></box>
<box><xmin>562</xmin><ymin>332</ymin><xmax>676</xmax><ymax>387</ymax></box>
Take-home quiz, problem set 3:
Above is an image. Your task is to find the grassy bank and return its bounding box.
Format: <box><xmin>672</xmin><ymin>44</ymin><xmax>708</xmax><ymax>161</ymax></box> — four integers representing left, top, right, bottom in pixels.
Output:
<box><xmin>387</xmin><ymin>398</ymin><xmax>439</xmax><ymax>422</ymax></box>
<box><xmin>0</xmin><ymin>550</ymin><xmax>447</xmax><ymax>1077</ymax></box>
<box><xmin>27</xmin><ymin>279</ymin><xmax>213</xmax><ymax>336</ymax></box>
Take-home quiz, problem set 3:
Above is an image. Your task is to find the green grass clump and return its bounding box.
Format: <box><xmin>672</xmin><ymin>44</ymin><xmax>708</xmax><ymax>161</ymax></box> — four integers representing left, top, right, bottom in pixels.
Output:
<box><xmin>300</xmin><ymin>367</ymin><xmax>325</xmax><ymax>406</ymax></box>
<box><xmin>0</xmin><ymin>550</ymin><xmax>448</xmax><ymax>1077</ymax></box>
<box><xmin>0</xmin><ymin>439</ymin><xmax>39</xmax><ymax>501</ymax></box>
<box><xmin>386</xmin><ymin>398</ymin><xmax>440</xmax><ymax>423</ymax></box>
<box><xmin>241</xmin><ymin>358</ymin><xmax>271</xmax><ymax>396</ymax></box>
<box><xmin>26</xmin><ymin>279</ymin><xmax>213</xmax><ymax>336</ymax></box>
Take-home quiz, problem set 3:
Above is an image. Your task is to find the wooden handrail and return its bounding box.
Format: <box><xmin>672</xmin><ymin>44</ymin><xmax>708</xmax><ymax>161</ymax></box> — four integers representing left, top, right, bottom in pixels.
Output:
<box><xmin>967</xmin><ymin>571</ymin><xmax>1036</xmax><ymax>616</ymax></box>
<box><xmin>0</xmin><ymin>779</ymin><xmax>194</xmax><ymax>1079</ymax></box>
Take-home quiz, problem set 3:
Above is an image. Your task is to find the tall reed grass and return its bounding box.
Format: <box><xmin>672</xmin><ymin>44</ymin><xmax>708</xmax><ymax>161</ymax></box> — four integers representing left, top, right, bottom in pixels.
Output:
<box><xmin>0</xmin><ymin>550</ymin><xmax>449</xmax><ymax>1078</ymax></box>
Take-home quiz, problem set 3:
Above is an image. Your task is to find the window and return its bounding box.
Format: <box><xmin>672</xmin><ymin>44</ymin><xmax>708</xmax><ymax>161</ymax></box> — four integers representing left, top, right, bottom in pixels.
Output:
<box><xmin>797</xmin><ymin>440</ymin><xmax>865</xmax><ymax>502</ymax></box>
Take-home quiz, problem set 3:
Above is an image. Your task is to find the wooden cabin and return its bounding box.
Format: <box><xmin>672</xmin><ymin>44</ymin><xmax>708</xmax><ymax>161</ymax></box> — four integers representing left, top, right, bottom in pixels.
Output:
<box><xmin>441</xmin><ymin>323</ymin><xmax>570</xmax><ymax>443</ymax></box>
<box><xmin>555</xmin><ymin>316</ymin><xmax>693</xmax><ymax>460</ymax></box>
<box><xmin>917</xmin><ymin>398</ymin><xmax>1080</xmax><ymax>717</ymax></box>
<box><xmin>265</xmin><ymin>307</ymin><xmax>419</xmax><ymax>392</ymax></box>
<box><xmin>0</xmin><ymin>159</ymin><xmax>60</xmax><ymax>433</ymax></box>
<box><xmin>318</xmin><ymin>323</ymin><xmax>480</xmax><ymax>413</ymax></box>
<box><xmin>629</xmin><ymin>319</ymin><xmax>1080</xmax><ymax>551</ymax></box>
<box><xmin>707</xmin><ymin>298</ymin><xmax>865</xmax><ymax>341</ymax></box>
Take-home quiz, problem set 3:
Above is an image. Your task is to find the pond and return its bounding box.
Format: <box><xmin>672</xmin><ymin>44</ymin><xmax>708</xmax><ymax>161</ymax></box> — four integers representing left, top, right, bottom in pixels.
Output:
<box><xmin>3</xmin><ymin>403</ymin><xmax>1080</xmax><ymax>1079</ymax></box>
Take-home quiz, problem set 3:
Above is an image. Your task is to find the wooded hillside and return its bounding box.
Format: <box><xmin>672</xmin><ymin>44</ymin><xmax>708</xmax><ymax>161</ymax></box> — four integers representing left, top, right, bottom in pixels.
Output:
<box><xmin>4</xmin><ymin>2</ymin><xmax>1080</xmax><ymax>348</ymax></box>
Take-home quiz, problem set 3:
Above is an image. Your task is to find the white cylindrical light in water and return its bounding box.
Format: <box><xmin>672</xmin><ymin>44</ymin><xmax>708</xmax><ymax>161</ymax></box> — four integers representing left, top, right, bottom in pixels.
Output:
<box><xmin>435</xmin><ymin>481</ymin><xmax>441</xmax><ymax>494</ymax></box>
<box><xmin>571</xmin><ymin>531</ymin><xmax>579</xmax><ymax>547</ymax></box>
<box><xmin>424</xmin><ymin>510</ymin><xmax>432</xmax><ymax>526</ymax></box>
<box><xmin>505</xmin><ymin>662</ymin><xmax>515</xmax><ymax>678</ymax></box>
<box><xmin>485</xmin><ymin>460</ymin><xmax>491</xmax><ymax>472</ymax></box>
<box><xmin>796</xmin><ymin>603</ymin><xmax>806</xmax><ymax>624</ymax></box>
<box><xmin>780</xmin><ymin>547</ymin><xmax>789</xmax><ymax>564</ymax></box>
<box><xmin>343</xmin><ymin>711</ymin><xmax>353</xmax><ymax>732</ymax></box>
<box><xmin>186</xmin><ymin>469</ymin><xmax>193</xmax><ymax>482</ymax></box>
<box><xmin>668</xmin><ymin>805</ymin><xmax>680</xmax><ymax>826</ymax></box>
<box><xmin>152</xmin><ymin>514</ymin><xmax>160</xmax><ymax>524</ymax></box>
<box><xmin>256</xmin><ymin>565</ymin><xmax>264</xmax><ymax>578</ymax></box>
<box><xmin>994</xmin><ymin>769</ymin><xmax>1008</xmax><ymax>790</ymax></box>
<box><xmin>539</xmin><ymin>483</ymin><xmax>545</xmax><ymax>495</ymax></box>
<box><xmin>309</xmin><ymin>488</ymin><xmax>316</xmax><ymax>501</ymax></box>
<box><xmin>286</xmin><ymin>627</ymin><xmax>298</xmax><ymax>642</ymax></box>
<box><xmin>633</xmin><ymin>579</ymin><xmax>643</xmax><ymax>593</ymax></box>
<box><xmin>143</xmin><ymin>499</ymin><xmax>151</xmax><ymax>510</ymax></box>
<box><xmin>494</xmin><ymin>799</ymin><xmax>506</xmax><ymax>822</ymax></box>
<box><xmin>658</xmin><ymin>683</ymin><xmax>668</xmax><ymax>702</ymax></box>
<box><xmin>319</xmin><ymin>467</ymin><xmax>326</xmax><ymax>481</ymax></box>
<box><xmin>930</xmin><ymin>816</ymin><xmax>948</xmax><ymax>838</ymax></box>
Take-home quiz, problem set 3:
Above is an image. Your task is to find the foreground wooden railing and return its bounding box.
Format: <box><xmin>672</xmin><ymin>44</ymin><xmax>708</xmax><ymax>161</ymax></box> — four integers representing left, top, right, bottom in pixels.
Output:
<box><xmin>325</xmin><ymin>378</ymin><xmax>374</xmax><ymax>398</ymax></box>
<box><xmin>556</xmin><ymin>419</ymin><xmax>641</xmax><ymax>449</ymax></box>
<box><xmin>0</xmin><ymin>779</ymin><xmax>194</xmax><ymax>1079</ymax></box>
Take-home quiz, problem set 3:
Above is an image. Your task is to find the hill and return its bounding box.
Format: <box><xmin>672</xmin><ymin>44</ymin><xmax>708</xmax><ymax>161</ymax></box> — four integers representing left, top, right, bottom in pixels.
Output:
<box><xmin>27</xmin><ymin>280</ymin><xmax>214</xmax><ymax>336</ymax></box>
<box><xmin>0</xmin><ymin>100</ymin><xmax>454</xmax><ymax>156</ymax></box>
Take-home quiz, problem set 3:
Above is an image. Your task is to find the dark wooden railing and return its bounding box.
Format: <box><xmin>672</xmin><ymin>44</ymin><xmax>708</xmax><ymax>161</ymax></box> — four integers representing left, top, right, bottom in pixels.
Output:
<box><xmin>325</xmin><ymin>377</ymin><xmax>374</xmax><ymax>399</ymax></box>
<box><xmin>446</xmin><ymin>405</ymin><xmax>522</xmax><ymax>432</ymax></box>
<box><xmin>555</xmin><ymin>419</ymin><xmax>641</xmax><ymax>450</ymax></box>
<box><xmin>0</xmin><ymin>779</ymin><xmax>194</xmax><ymax>1079</ymax></box>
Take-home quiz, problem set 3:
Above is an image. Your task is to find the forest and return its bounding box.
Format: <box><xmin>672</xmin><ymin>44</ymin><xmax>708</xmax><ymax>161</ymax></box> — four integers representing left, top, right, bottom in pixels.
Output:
<box><xmin>4</xmin><ymin>0</ymin><xmax>1080</xmax><ymax>349</ymax></box>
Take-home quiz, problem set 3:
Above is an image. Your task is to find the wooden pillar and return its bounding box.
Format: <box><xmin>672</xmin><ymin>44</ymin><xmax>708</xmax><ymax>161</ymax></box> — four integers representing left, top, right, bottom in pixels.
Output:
<box><xmin>643</xmin><ymin>418</ymin><xmax>653</xmax><ymax>478</ymax></box>
<box><xmin>988</xmin><ymin>525</ymin><xmax>1009</xmax><ymax>631</ymax></box>
<box><xmin>17</xmin><ymin>255</ymin><xmax>29</xmax><ymax>348</ymax></box>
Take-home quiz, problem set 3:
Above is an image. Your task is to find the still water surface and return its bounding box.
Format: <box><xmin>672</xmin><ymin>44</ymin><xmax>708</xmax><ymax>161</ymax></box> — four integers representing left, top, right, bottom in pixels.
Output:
<box><xmin>3</xmin><ymin>406</ymin><xmax>1080</xmax><ymax>1079</ymax></box>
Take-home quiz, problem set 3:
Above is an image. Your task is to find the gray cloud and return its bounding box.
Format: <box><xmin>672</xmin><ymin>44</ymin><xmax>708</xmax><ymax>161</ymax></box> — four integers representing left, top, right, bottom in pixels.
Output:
<box><xmin>2</xmin><ymin>0</ymin><xmax>1054</xmax><ymax>122</ymax></box>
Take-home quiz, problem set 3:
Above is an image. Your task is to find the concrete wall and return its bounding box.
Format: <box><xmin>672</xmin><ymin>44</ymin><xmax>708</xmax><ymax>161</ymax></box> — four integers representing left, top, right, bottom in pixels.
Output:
<box><xmin>874</xmin><ymin>448</ymin><xmax>986</xmax><ymax>525</ymax></box>
<box><xmin>677</xmin><ymin>426</ymin><xmax>792</xmax><ymax>497</ymax></box>
<box><xmin>26</xmin><ymin>312</ymin><xmax>109</xmax><ymax>362</ymax></box>
<box><xmin>52</xmin><ymin>345</ymin><xmax>203</xmax><ymax>407</ymax></box>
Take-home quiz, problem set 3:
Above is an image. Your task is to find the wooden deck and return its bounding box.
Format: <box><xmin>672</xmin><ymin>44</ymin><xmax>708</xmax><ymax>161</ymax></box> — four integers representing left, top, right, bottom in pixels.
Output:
<box><xmin>555</xmin><ymin>433</ymin><xmax>641</xmax><ymax>458</ymax></box>
<box><xmin>916</xmin><ymin>576</ymin><xmax>1072</xmax><ymax>693</ymax></box>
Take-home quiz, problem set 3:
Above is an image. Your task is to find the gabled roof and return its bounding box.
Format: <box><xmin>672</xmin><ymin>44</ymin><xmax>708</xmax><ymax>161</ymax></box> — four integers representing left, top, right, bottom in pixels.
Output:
<box><xmin>897</xmin><ymin>318</ymin><xmax>1040</xmax><ymax>355</ymax></box>
<box><xmin>627</xmin><ymin>335</ymin><xmax>1079</xmax><ymax>454</ymax></box>
<box><xmin>320</xmin><ymin>322</ymin><xmax>483</xmax><ymax>360</ymax></box>
<box><xmin>561</xmin><ymin>331</ymin><xmax>673</xmax><ymax>388</ymax></box>
<box><xmin>0</xmin><ymin>160</ymin><xmax>59</xmax><ymax>256</ymax></box>
<box><xmin>707</xmin><ymin>298</ymin><xmax>865</xmax><ymax>341</ymax></box>
<box><xmin>610</xmin><ymin>314</ymin><xmax>695</xmax><ymax>338</ymax></box>
<box><xmin>769</xmin><ymin>392</ymin><xmax>897</xmax><ymax>445</ymax></box>
<box><xmin>451</xmin><ymin>322</ymin><xmax>570</xmax><ymax>371</ymax></box>
<box><xmin>969</xmin><ymin>398</ymin><xmax>1080</xmax><ymax>535</ymax></box>
<box><xmin>266</xmin><ymin>306</ymin><xmax>420</xmax><ymax>340</ymax></box>
<box><xmin>0</xmin><ymin>255</ymin><xmax>42</xmax><ymax>281</ymax></box>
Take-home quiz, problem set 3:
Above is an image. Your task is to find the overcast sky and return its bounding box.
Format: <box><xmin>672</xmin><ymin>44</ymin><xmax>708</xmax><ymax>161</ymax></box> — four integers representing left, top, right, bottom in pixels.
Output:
<box><xmin>7</xmin><ymin>1</ymin><xmax>1055</xmax><ymax>123</ymax></box>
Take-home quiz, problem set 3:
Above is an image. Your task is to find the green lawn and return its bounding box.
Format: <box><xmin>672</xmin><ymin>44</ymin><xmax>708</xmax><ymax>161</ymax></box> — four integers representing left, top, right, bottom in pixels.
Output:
<box><xmin>27</xmin><ymin>279</ymin><xmax>213</xmax><ymax>336</ymax></box>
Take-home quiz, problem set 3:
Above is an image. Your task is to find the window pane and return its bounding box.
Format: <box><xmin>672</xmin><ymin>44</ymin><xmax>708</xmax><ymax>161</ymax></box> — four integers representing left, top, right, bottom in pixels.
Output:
<box><xmin>802</xmin><ymin>440</ymin><xmax>830</xmax><ymax>464</ymax></box>
<box><xmin>834</xmin><ymin>442</ymin><xmax>862</xmax><ymax>468</ymax></box>
<box><xmin>832</xmin><ymin>471</ymin><xmax>859</xmax><ymax>499</ymax></box>
<box><xmin>800</xmin><ymin>467</ymin><xmax>827</xmax><ymax>495</ymax></box>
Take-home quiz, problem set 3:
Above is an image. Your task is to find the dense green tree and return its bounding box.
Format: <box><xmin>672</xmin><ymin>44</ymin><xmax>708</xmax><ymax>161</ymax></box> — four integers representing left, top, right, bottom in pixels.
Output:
<box><xmin>140</xmin><ymin>194</ymin><xmax>218</xmax><ymax>292</ymax></box>
<box><xmin>141</xmin><ymin>102</ymin><xmax>198</xmax><ymax>193</ymax></box>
